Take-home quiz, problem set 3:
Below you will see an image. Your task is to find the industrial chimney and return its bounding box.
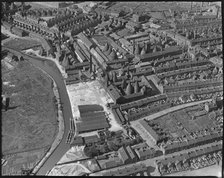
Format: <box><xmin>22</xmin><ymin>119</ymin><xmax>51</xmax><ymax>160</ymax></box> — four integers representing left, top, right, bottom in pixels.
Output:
<box><xmin>89</xmin><ymin>55</ymin><xmax>92</xmax><ymax>73</ymax></box>
<box><xmin>216</xmin><ymin>6</ymin><xmax>220</xmax><ymax>18</ymax></box>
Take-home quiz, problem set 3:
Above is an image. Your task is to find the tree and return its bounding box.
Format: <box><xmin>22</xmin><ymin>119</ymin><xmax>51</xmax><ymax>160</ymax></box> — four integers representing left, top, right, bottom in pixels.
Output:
<box><xmin>21</xmin><ymin>168</ymin><xmax>32</xmax><ymax>175</ymax></box>
<box><xmin>47</xmin><ymin>9</ymin><xmax>53</xmax><ymax>16</ymax></box>
<box><xmin>84</xmin><ymin>146</ymin><xmax>99</xmax><ymax>158</ymax></box>
<box><xmin>212</xmin><ymin>94</ymin><xmax>218</xmax><ymax>105</ymax></box>
<box><xmin>208</xmin><ymin>110</ymin><xmax>216</xmax><ymax>120</ymax></box>
<box><xmin>110</xmin><ymin>131</ymin><xmax>116</xmax><ymax>137</ymax></box>
<box><xmin>12</xmin><ymin>55</ymin><xmax>19</xmax><ymax>61</ymax></box>
<box><xmin>19</xmin><ymin>56</ymin><xmax>24</xmax><ymax>61</ymax></box>
<box><xmin>190</xmin><ymin>93</ymin><xmax>197</xmax><ymax>101</ymax></box>
<box><xmin>107</xmin><ymin>141</ymin><xmax>119</xmax><ymax>151</ymax></box>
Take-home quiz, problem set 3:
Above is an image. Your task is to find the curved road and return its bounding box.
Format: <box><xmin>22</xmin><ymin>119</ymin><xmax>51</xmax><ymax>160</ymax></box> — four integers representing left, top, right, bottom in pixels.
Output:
<box><xmin>2</xmin><ymin>46</ymin><xmax>73</xmax><ymax>175</ymax></box>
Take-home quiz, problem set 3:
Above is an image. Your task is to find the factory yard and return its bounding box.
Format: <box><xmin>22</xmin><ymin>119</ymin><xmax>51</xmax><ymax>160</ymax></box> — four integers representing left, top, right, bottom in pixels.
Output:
<box><xmin>66</xmin><ymin>80</ymin><xmax>123</xmax><ymax>133</ymax></box>
<box><xmin>2</xmin><ymin>58</ymin><xmax>58</xmax><ymax>175</ymax></box>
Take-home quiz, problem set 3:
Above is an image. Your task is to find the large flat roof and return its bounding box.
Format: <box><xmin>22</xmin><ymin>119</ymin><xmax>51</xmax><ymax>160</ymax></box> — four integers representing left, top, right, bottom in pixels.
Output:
<box><xmin>78</xmin><ymin>104</ymin><xmax>104</xmax><ymax>114</ymax></box>
<box><xmin>77</xmin><ymin>121</ymin><xmax>109</xmax><ymax>133</ymax></box>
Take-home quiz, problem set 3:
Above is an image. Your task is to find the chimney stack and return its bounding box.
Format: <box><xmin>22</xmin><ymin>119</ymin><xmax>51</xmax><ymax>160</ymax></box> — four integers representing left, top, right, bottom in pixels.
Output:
<box><xmin>5</xmin><ymin>97</ymin><xmax>10</xmax><ymax>111</ymax></box>
<box><xmin>216</xmin><ymin>6</ymin><xmax>219</xmax><ymax>18</ymax></box>
<box><xmin>89</xmin><ymin>55</ymin><xmax>92</xmax><ymax>73</ymax></box>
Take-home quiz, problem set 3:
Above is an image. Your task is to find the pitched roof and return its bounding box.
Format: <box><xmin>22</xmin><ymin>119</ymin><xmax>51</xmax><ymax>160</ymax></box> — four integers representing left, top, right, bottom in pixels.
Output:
<box><xmin>78</xmin><ymin>104</ymin><xmax>104</xmax><ymax>114</ymax></box>
<box><xmin>84</xmin><ymin>135</ymin><xmax>100</xmax><ymax>144</ymax></box>
<box><xmin>139</xmin><ymin>120</ymin><xmax>159</xmax><ymax>141</ymax></box>
<box><xmin>126</xmin><ymin>146</ymin><xmax>136</xmax><ymax>160</ymax></box>
<box><xmin>118</xmin><ymin>146</ymin><xmax>130</xmax><ymax>163</ymax></box>
<box><xmin>103</xmin><ymin>160</ymin><xmax>119</xmax><ymax>169</ymax></box>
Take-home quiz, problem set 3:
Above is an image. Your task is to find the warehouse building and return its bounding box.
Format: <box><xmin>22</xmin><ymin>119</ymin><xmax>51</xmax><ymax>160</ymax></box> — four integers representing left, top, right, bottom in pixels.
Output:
<box><xmin>70</xmin><ymin>136</ymin><xmax>84</xmax><ymax>146</ymax></box>
<box><xmin>76</xmin><ymin>105</ymin><xmax>110</xmax><ymax>133</ymax></box>
<box><xmin>83</xmin><ymin>135</ymin><xmax>101</xmax><ymax>145</ymax></box>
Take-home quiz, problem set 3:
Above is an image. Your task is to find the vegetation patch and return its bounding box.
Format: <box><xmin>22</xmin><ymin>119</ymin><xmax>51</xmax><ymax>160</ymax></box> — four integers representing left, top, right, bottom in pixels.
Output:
<box><xmin>2</xmin><ymin>59</ymin><xmax>57</xmax><ymax>174</ymax></box>
<box><xmin>3</xmin><ymin>38</ymin><xmax>41</xmax><ymax>51</ymax></box>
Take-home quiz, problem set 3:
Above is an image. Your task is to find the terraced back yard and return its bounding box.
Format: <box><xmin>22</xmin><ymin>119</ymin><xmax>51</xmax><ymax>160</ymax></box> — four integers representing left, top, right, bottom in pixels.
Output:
<box><xmin>2</xmin><ymin>58</ymin><xmax>57</xmax><ymax>175</ymax></box>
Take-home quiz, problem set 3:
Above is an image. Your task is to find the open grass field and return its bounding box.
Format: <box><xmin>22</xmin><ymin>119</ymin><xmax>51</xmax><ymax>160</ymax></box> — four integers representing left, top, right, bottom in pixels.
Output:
<box><xmin>2</xmin><ymin>147</ymin><xmax>49</xmax><ymax>175</ymax></box>
<box><xmin>2</xmin><ymin>58</ymin><xmax>58</xmax><ymax>174</ymax></box>
<box><xmin>3</xmin><ymin>38</ymin><xmax>41</xmax><ymax>51</ymax></box>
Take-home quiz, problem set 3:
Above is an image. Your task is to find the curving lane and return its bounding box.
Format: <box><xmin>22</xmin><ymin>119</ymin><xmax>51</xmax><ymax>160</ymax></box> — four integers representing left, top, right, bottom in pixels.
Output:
<box><xmin>2</xmin><ymin>46</ymin><xmax>73</xmax><ymax>175</ymax></box>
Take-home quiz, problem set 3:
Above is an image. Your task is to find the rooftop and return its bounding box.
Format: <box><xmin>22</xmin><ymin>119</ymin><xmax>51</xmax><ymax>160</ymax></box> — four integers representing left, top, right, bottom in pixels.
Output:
<box><xmin>139</xmin><ymin>120</ymin><xmax>160</xmax><ymax>141</ymax></box>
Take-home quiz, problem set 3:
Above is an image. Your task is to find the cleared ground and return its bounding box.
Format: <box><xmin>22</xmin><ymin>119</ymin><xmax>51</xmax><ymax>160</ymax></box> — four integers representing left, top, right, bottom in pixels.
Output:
<box><xmin>57</xmin><ymin>146</ymin><xmax>88</xmax><ymax>165</ymax></box>
<box><xmin>49</xmin><ymin>157</ymin><xmax>100</xmax><ymax>176</ymax></box>
<box><xmin>2</xmin><ymin>58</ymin><xmax>57</xmax><ymax>174</ymax></box>
<box><xmin>48</xmin><ymin>162</ymin><xmax>92</xmax><ymax>176</ymax></box>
